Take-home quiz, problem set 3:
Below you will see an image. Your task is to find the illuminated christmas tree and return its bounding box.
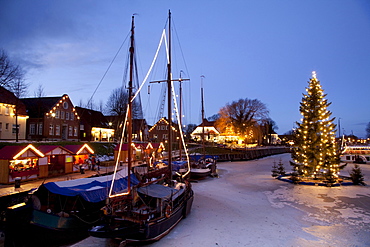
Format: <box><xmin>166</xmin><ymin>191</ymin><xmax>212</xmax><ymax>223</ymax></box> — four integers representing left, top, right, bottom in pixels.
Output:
<box><xmin>291</xmin><ymin>72</ymin><xmax>340</xmax><ymax>182</ymax></box>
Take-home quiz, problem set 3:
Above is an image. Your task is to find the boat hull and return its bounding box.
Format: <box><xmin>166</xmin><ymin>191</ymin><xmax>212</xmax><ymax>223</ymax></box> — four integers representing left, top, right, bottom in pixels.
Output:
<box><xmin>190</xmin><ymin>168</ymin><xmax>211</xmax><ymax>178</ymax></box>
<box><xmin>30</xmin><ymin>209</ymin><xmax>92</xmax><ymax>232</ymax></box>
<box><xmin>89</xmin><ymin>188</ymin><xmax>194</xmax><ymax>242</ymax></box>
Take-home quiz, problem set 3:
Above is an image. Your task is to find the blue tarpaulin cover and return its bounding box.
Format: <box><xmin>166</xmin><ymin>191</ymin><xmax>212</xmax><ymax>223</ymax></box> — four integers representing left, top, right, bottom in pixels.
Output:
<box><xmin>43</xmin><ymin>170</ymin><xmax>139</xmax><ymax>203</ymax></box>
<box><xmin>189</xmin><ymin>155</ymin><xmax>219</xmax><ymax>162</ymax></box>
<box><xmin>155</xmin><ymin>160</ymin><xmax>188</xmax><ymax>171</ymax></box>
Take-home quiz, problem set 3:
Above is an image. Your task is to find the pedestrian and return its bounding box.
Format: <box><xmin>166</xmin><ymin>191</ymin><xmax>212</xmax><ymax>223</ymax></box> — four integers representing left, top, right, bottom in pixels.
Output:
<box><xmin>96</xmin><ymin>159</ymin><xmax>101</xmax><ymax>171</ymax></box>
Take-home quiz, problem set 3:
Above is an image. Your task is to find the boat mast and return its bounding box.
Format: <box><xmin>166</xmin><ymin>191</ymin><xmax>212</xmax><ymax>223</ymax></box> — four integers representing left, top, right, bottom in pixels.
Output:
<box><xmin>127</xmin><ymin>15</ymin><xmax>135</xmax><ymax>192</ymax></box>
<box><xmin>179</xmin><ymin>71</ymin><xmax>183</xmax><ymax>161</ymax></box>
<box><xmin>167</xmin><ymin>10</ymin><xmax>173</xmax><ymax>178</ymax></box>
<box><xmin>201</xmin><ymin>75</ymin><xmax>205</xmax><ymax>158</ymax></box>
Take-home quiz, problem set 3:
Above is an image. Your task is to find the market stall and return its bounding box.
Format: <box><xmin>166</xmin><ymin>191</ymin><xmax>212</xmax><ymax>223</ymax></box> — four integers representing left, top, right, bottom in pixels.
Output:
<box><xmin>0</xmin><ymin>144</ymin><xmax>44</xmax><ymax>184</ymax></box>
<box><xmin>37</xmin><ymin>145</ymin><xmax>75</xmax><ymax>177</ymax></box>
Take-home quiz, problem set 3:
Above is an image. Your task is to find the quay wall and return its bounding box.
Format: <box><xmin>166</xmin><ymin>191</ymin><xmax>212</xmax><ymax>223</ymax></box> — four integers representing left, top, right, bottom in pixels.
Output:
<box><xmin>217</xmin><ymin>147</ymin><xmax>291</xmax><ymax>162</ymax></box>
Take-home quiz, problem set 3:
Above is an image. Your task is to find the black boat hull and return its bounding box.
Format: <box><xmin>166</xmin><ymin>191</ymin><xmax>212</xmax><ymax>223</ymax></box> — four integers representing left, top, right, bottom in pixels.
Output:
<box><xmin>89</xmin><ymin>189</ymin><xmax>194</xmax><ymax>242</ymax></box>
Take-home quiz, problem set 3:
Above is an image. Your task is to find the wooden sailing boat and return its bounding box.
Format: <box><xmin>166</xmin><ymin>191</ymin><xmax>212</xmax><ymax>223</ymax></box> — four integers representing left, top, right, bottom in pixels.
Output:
<box><xmin>88</xmin><ymin>11</ymin><xmax>194</xmax><ymax>243</ymax></box>
<box><xmin>190</xmin><ymin>76</ymin><xmax>218</xmax><ymax>178</ymax></box>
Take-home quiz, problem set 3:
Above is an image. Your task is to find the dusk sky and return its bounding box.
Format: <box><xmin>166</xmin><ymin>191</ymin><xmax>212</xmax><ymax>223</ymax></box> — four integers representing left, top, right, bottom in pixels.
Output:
<box><xmin>1</xmin><ymin>1</ymin><xmax>370</xmax><ymax>137</ymax></box>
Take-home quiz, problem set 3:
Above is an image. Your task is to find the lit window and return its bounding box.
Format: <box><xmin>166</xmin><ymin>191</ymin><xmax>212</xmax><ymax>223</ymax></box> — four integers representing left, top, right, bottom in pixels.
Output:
<box><xmin>5</xmin><ymin>107</ymin><xmax>10</xmax><ymax>115</ymax></box>
<box><xmin>12</xmin><ymin>124</ymin><xmax>19</xmax><ymax>134</ymax></box>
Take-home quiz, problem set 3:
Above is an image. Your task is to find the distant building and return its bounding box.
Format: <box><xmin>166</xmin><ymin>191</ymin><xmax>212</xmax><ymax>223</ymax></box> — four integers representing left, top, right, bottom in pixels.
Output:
<box><xmin>106</xmin><ymin>116</ymin><xmax>149</xmax><ymax>142</ymax></box>
<box><xmin>190</xmin><ymin>119</ymin><xmax>220</xmax><ymax>142</ymax></box>
<box><xmin>21</xmin><ymin>94</ymin><xmax>80</xmax><ymax>141</ymax></box>
<box><xmin>148</xmin><ymin>117</ymin><xmax>180</xmax><ymax>143</ymax></box>
<box><xmin>75</xmin><ymin>106</ymin><xmax>114</xmax><ymax>142</ymax></box>
<box><xmin>0</xmin><ymin>86</ymin><xmax>28</xmax><ymax>140</ymax></box>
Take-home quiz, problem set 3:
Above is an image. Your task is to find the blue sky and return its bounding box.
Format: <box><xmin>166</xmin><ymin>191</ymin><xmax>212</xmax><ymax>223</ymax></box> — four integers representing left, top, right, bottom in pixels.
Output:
<box><xmin>1</xmin><ymin>0</ymin><xmax>370</xmax><ymax>137</ymax></box>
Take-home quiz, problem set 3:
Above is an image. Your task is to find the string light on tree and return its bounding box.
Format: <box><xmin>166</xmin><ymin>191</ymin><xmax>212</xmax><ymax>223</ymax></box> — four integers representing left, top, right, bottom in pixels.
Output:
<box><xmin>291</xmin><ymin>71</ymin><xmax>341</xmax><ymax>183</ymax></box>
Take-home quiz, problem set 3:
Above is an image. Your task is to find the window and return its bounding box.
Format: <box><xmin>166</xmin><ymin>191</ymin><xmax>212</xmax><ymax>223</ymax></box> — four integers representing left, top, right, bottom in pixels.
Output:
<box><xmin>5</xmin><ymin>123</ymin><xmax>9</xmax><ymax>130</ymax></box>
<box><xmin>163</xmin><ymin>134</ymin><xmax>168</xmax><ymax>139</ymax></box>
<box><xmin>66</xmin><ymin>112</ymin><xmax>69</xmax><ymax>120</ymax></box>
<box><xmin>61</xmin><ymin>111</ymin><xmax>65</xmax><ymax>119</ymax></box>
<box><xmin>161</xmin><ymin>126</ymin><xmax>166</xmax><ymax>130</ymax></box>
<box><xmin>153</xmin><ymin>134</ymin><xmax>158</xmax><ymax>139</ymax></box>
<box><xmin>74</xmin><ymin>126</ymin><xmax>77</xmax><ymax>136</ymax></box>
<box><xmin>0</xmin><ymin>105</ymin><xmax>2</xmax><ymax>115</ymax></box>
<box><xmin>55</xmin><ymin>110</ymin><xmax>60</xmax><ymax>119</ymax></box>
<box><xmin>38</xmin><ymin>123</ymin><xmax>43</xmax><ymax>135</ymax></box>
<box><xmin>68</xmin><ymin>126</ymin><xmax>72</xmax><ymax>136</ymax></box>
<box><xmin>12</xmin><ymin>124</ymin><xmax>19</xmax><ymax>134</ymax></box>
<box><xmin>5</xmin><ymin>107</ymin><xmax>10</xmax><ymax>115</ymax></box>
<box><xmin>80</xmin><ymin>124</ymin><xmax>84</xmax><ymax>131</ymax></box>
<box><xmin>49</xmin><ymin>124</ymin><xmax>54</xmax><ymax>135</ymax></box>
<box><xmin>70</xmin><ymin>113</ymin><xmax>74</xmax><ymax>121</ymax></box>
<box><xmin>63</xmin><ymin>101</ymin><xmax>68</xmax><ymax>109</ymax></box>
<box><xmin>157</xmin><ymin>126</ymin><xmax>160</xmax><ymax>130</ymax></box>
<box><xmin>0</xmin><ymin>122</ymin><xmax>2</xmax><ymax>131</ymax></box>
<box><xmin>55</xmin><ymin>125</ymin><xmax>60</xmax><ymax>135</ymax></box>
<box><xmin>30</xmin><ymin>124</ymin><xmax>36</xmax><ymax>135</ymax></box>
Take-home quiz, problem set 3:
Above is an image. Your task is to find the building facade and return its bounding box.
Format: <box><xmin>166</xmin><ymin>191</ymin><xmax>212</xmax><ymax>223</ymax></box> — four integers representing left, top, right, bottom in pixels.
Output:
<box><xmin>0</xmin><ymin>86</ymin><xmax>28</xmax><ymax>140</ymax></box>
<box><xmin>75</xmin><ymin>106</ymin><xmax>114</xmax><ymax>142</ymax></box>
<box><xmin>21</xmin><ymin>94</ymin><xmax>80</xmax><ymax>141</ymax></box>
<box><xmin>148</xmin><ymin>117</ymin><xmax>180</xmax><ymax>143</ymax></box>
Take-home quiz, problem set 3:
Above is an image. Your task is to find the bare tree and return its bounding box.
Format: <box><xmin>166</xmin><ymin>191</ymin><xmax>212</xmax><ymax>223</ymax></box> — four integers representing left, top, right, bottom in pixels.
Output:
<box><xmin>0</xmin><ymin>49</ymin><xmax>26</xmax><ymax>91</ymax></box>
<box><xmin>106</xmin><ymin>87</ymin><xmax>142</xmax><ymax>118</ymax></box>
<box><xmin>216</xmin><ymin>98</ymin><xmax>269</xmax><ymax>143</ymax></box>
<box><xmin>34</xmin><ymin>84</ymin><xmax>46</xmax><ymax>97</ymax></box>
<box><xmin>106</xmin><ymin>87</ymin><xmax>129</xmax><ymax>116</ymax></box>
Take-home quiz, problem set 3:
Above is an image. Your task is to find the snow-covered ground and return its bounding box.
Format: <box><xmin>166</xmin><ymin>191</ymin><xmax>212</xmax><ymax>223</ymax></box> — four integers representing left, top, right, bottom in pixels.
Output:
<box><xmin>73</xmin><ymin>153</ymin><xmax>370</xmax><ymax>247</ymax></box>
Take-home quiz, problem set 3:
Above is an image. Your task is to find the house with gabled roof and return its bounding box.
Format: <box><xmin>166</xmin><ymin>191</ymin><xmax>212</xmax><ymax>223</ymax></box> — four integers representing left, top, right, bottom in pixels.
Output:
<box><xmin>0</xmin><ymin>86</ymin><xmax>28</xmax><ymax>140</ymax></box>
<box><xmin>21</xmin><ymin>94</ymin><xmax>80</xmax><ymax>141</ymax></box>
<box><xmin>190</xmin><ymin>118</ymin><xmax>220</xmax><ymax>142</ymax></box>
<box><xmin>75</xmin><ymin>106</ymin><xmax>114</xmax><ymax>142</ymax></box>
<box><xmin>148</xmin><ymin>117</ymin><xmax>180</xmax><ymax>144</ymax></box>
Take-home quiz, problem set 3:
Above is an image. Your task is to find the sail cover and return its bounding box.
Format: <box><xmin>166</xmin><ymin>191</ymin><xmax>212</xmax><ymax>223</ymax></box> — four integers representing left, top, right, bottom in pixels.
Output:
<box><xmin>42</xmin><ymin>170</ymin><xmax>139</xmax><ymax>203</ymax></box>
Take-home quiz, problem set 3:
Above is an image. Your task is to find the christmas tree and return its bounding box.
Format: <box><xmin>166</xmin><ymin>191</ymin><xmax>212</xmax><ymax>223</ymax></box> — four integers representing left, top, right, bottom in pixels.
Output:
<box><xmin>291</xmin><ymin>72</ymin><xmax>340</xmax><ymax>182</ymax></box>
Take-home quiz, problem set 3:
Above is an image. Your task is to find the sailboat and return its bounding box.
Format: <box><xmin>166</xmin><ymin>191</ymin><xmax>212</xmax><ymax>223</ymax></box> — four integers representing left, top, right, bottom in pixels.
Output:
<box><xmin>190</xmin><ymin>76</ymin><xmax>218</xmax><ymax>178</ymax></box>
<box><xmin>88</xmin><ymin>12</ymin><xmax>194</xmax><ymax>243</ymax></box>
